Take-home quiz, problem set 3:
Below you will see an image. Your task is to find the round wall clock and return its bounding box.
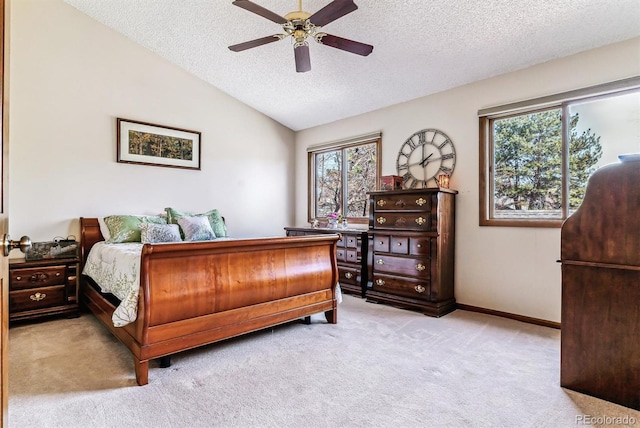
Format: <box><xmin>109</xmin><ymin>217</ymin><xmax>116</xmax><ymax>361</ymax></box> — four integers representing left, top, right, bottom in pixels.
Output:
<box><xmin>396</xmin><ymin>128</ymin><xmax>456</xmax><ymax>188</ymax></box>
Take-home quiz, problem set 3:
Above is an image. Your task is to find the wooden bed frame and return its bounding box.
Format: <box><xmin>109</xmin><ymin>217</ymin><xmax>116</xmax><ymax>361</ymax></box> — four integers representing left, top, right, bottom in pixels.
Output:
<box><xmin>79</xmin><ymin>217</ymin><xmax>340</xmax><ymax>386</ymax></box>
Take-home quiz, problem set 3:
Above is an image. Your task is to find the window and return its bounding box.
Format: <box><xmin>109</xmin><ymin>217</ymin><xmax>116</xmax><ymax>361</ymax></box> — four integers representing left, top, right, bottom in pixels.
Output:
<box><xmin>308</xmin><ymin>133</ymin><xmax>381</xmax><ymax>225</ymax></box>
<box><xmin>480</xmin><ymin>78</ymin><xmax>640</xmax><ymax>227</ymax></box>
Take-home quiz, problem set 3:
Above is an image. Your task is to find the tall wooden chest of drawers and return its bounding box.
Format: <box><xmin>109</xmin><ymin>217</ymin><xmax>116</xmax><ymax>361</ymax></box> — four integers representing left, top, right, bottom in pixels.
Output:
<box><xmin>285</xmin><ymin>227</ymin><xmax>371</xmax><ymax>297</ymax></box>
<box><xmin>9</xmin><ymin>257</ymin><xmax>80</xmax><ymax>322</ymax></box>
<box><xmin>367</xmin><ymin>189</ymin><xmax>456</xmax><ymax>317</ymax></box>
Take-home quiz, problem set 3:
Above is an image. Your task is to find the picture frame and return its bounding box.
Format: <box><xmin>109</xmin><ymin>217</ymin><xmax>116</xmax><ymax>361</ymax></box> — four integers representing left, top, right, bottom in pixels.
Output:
<box><xmin>117</xmin><ymin>118</ymin><xmax>201</xmax><ymax>170</ymax></box>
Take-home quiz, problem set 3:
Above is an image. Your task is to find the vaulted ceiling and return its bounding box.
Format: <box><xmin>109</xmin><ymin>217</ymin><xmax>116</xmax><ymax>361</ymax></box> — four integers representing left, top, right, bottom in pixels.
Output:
<box><xmin>63</xmin><ymin>0</ymin><xmax>640</xmax><ymax>131</ymax></box>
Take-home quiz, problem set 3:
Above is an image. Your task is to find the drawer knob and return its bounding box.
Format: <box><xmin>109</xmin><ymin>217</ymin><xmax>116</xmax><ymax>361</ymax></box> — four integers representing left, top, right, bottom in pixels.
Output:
<box><xmin>416</xmin><ymin>198</ymin><xmax>427</xmax><ymax>206</ymax></box>
<box><xmin>376</xmin><ymin>259</ymin><xmax>385</xmax><ymax>265</ymax></box>
<box><xmin>378</xmin><ymin>241</ymin><xmax>384</xmax><ymax>245</ymax></box>
<box><xmin>397</xmin><ymin>242</ymin><xmax>402</xmax><ymax>246</ymax></box>
<box><xmin>417</xmin><ymin>244</ymin><xmax>422</xmax><ymax>248</ymax></box>
<box><xmin>415</xmin><ymin>217</ymin><xmax>426</xmax><ymax>226</ymax></box>
<box><xmin>345</xmin><ymin>272</ymin><xmax>353</xmax><ymax>279</ymax></box>
<box><xmin>16</xmin><ymin>276</ymin><xmax>22</xmax><ymax>281</ymax></box>
<box><xmin>415</xmin><ymin>263</ymin><xmax>426</xmax><ymax>271</ymax></box>
<box><xmin>415</xmin><ymin>285</ymin><xmax>426</xmax><ymax>293</ymax></box>
<box><xmin>376</xmin><ymin>217</ymin><xmax>387</xmax><ymax>225</ymax></box>
<box><xmin>377</xmin><ymin>199</ymin><xmax>387</xmax><ymax>207</ymax></box>
<box><xmin>29</xmin><ymin>292</ymin><xmax>47</xmax><ymax>301</ymax></box>
<box><xmin>375</xmin><ymin>279</ymin><xmax>385</xmax><ymax>286</ymax></box>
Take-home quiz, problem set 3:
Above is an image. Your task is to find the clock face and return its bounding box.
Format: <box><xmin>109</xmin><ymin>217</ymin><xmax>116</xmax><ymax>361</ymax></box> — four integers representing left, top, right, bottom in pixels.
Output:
<box><xmin>396</xmin><ymin>129</ymin><xmax>456</xmax><ymax>188</ymax></box>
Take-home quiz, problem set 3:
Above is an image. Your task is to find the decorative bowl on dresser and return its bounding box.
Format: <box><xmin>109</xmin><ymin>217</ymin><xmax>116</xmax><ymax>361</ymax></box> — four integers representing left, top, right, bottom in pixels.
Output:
<box><xmin>8</xmin><ymin>257</ymin><xmax>80</xmax><ymax>322</ymax></box>
<box><xmin>284</xmin><ymin>227</ymin><xmax>371</xmax><ymax>297</ymax></box>
<box><xmin>367</xmin><ymin>188</ymin><xmax>456</xmax><ymax>317</ymax></box>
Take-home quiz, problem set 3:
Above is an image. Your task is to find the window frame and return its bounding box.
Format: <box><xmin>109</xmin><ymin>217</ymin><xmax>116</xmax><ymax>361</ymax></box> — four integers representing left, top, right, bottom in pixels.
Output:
<box><xmin>307</xmin><ymin>133</ymin><xmax>381</xmax><ymax>226</ymax></box>
<box><xmin>479</xmin><ymin>77</ymin><xmax>640</xmax><ymax>228</ymax></box>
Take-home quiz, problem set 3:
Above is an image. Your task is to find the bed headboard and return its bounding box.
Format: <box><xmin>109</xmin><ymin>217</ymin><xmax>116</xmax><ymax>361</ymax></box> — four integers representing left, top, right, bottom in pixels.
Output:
<box><xmin>79</xmin><ymin>217</ymin><xmax>104</xmax><ymax>267</ymax></box>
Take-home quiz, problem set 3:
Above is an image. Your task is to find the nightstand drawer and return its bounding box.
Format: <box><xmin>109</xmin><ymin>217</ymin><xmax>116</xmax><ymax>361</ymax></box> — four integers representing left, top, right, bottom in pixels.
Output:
<box><xmin>10</xmin><ymin>266</ymin><xmax>66</xmax><ymax>290</ymax></box>
<box><xmin>9</xmin><ymin>285</ymin><xmax>66</xmax><ymax>312</ymax></box>
<box><xmin>339</xmin><ymin>266</ymin><xmax>360</xmax><ymax>286</ymax></box>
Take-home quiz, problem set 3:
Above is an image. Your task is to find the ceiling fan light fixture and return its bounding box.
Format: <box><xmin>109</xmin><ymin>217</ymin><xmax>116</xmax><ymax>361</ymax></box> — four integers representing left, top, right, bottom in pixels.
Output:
<box><xmin>229</xmin><ymin>0</ymin><xmax>373</xmax><ymax>72</ymax></box>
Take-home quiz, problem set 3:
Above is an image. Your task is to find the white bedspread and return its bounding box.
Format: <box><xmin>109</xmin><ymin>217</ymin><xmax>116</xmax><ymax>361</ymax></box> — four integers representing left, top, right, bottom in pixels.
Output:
<box><xmin>82</xmin><ymin>242</ymin><xmax>143</xmax><ymax>327</ymax></box>
<box><xmin>83</xmin><ymin>241</ymin><xmax>342</xmax><ymax>328</ymax></box>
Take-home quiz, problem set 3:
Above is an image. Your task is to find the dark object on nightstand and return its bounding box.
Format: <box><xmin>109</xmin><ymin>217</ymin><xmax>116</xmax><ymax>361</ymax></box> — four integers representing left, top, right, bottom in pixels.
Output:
<box><xmin>367</xmin><ymin>188</ymin><xmax>456</xmax><ymax>317</ymax></box>
<box><xmin>9</xmin><ymin>257</ymin><xmax>80</xmax><ymax>323</ymax></box>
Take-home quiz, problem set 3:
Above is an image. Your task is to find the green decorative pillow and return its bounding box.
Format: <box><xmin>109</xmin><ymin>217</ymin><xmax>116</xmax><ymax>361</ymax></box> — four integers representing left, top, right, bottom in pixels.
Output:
<box><xmin>165</xmin><ymin>207</ymin><xmax>227</xmax><ymax>237</ymax></box>
<box><xmin>104</xmin><ymin>215</ymin><xmax>167</xmax><ymax>243</ymax></box>
<box><xmin>139</xmin><ymin>223</ymin><xmax>182</xmax><ymax>244</ymax></box>
<box><xmin>177</xmin><ymin>216</ymin><xmax>216</xmax><ymax>241</ymax></box>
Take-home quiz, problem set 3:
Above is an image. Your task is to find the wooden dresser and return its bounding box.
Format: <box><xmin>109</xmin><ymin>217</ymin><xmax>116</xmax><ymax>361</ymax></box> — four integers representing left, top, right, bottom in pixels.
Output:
<box><xmin>285</xmin><ymin>227</ymin><xmax>371</xmax><ymax>297</ymax></box>
<box><xmin>366</xmin><ymin>188</ymin><xmax>456</xmax><ymax>317</ymax></box>
<box><xmin>560</xmin><ymin>156</ymin><xmax>640</xmax><ymax>410</ymax></box>
<box><xmin>8</xmin><ymin>257</ymin><xmax>80</xmax><ymax>322</ymax></box>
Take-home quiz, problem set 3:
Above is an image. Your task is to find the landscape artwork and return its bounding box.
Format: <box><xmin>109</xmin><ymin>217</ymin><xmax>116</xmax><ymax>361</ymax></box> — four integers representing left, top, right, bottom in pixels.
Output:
<box><xmin>117</xmin><ymin>118</ymin><xmax>201</xmax><ymax>170</ymax></box>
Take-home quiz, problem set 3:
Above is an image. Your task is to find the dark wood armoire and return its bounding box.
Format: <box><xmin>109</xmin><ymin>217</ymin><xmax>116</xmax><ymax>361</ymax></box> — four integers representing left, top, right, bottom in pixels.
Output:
<box><xmin>560</xmin><ymin>155</ymin><xmax>640</xmax><ymax>410</ymax></box>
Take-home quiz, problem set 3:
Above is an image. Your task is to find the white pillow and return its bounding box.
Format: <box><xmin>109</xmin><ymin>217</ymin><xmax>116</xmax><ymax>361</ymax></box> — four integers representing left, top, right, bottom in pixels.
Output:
<box><xmin>177</xmin><ymin>216</ymin><xmax>216</xmax><ymax>241</ymax></box>
<box><xmin>139</xmin><ymin>223</ymin><xmax>182</xmax><ymax>244</ymax></box>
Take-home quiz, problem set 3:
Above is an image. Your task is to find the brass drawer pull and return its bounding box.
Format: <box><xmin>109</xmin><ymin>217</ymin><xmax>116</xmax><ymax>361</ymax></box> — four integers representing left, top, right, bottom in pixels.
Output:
<box><xmin>416</xmin><ymin>197</ymin><xmax>427</xmax><ymax>206</ymax></box>
<box><xmin>377</xmin><ymin>217</ymin><xmax>387</xmax><ymax>225</ymax></box>
<box><xmin>415</xmin><ymin>285</ymin><xmax>426</xmax><ymax>293</ymax></box>
<box><xmin>29</xmin><ymin>273</ymin><xmax>50</xmax><ymax>282</ymax></box>
<box><xmin>415</xmin><ymin>217</ymin><xmax>426</xmax><ymax>226</ymax></box>
<box><xmin>344</xmin><ymin>272</ymin><xmax>353</xmax><ymax>279</ymax></box>
<box><xmin>377</xmin><ymin>199</ymin><xmax>387</xmax><ymax>207</ymax></box>
<box><xmin>415</xmin><ymin>263</ymin><xmax>426</xmax><ymax>271</ymax></box>
<box><xmin>376</xmin><ymin>259</ymin><xmax>385</xmax><ymax>265</ymax></box>
<box><xmin>30</xmin><ymin>292</ymin><xmax>47</xmax><ymax>301</ymax></box>
<box><xmin>375</xmin><ymin>279</ymin><xmax>385</xmax><ymax>286</ymax></box>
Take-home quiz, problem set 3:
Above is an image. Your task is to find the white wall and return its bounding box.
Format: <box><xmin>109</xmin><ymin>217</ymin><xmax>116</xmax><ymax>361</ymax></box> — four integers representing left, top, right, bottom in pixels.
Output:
<box><xmin>294</xmin><ymin>37</ymin><xmax>640</xmax><ymax>323</ymax></box>
<box><xmin>8</xmin><ymin>0</ymin><xmax>296</xmax><ymax>246</ymax></box>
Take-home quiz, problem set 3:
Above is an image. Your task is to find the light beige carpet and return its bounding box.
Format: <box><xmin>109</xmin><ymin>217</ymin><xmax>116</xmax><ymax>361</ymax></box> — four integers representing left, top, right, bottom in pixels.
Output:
<box><xmin>8</xmin><ymin>295</ymin><xmax>640</xmax><ymax>428</ymax></box>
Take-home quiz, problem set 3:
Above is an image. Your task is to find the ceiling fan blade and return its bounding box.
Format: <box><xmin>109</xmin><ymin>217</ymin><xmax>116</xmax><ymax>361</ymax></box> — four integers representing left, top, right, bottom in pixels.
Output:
<box><xmin>232</xmin><ymin>0</ymin><xmax>287</xmax><ymax>24</ymax></box>
<box><xmin>316</xmin><ymin>33</ymin><xmax>373</xmax><ymax>56</ymax></box>
<box><xmin>309</xmin><ymin>0</ymin><xmax>358</xmax><ymax>27</ymax></box>
<box><xmin>294</xmin><ymin>44</ymin><xmax>311</xmax><ymax>73</ymax></box>
<box><xmin>228</xmin><ymin>35</ymin><xmax>282</xmax><ymax>52</ymax></box>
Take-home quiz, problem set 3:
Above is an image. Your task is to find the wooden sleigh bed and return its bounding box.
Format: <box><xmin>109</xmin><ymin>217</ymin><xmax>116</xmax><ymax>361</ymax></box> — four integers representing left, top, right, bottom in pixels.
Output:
<box><xmin>79</xmin><ymin>217</ymin><xmax>340</xmax><ymax>386</ymax></box>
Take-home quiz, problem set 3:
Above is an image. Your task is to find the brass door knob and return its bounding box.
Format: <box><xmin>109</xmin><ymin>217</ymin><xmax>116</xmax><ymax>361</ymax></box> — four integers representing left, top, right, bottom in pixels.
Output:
<box><xmin>1</xmin><ymin>234</ymin><xmax>31</xmax><ymax>257</ymax></box>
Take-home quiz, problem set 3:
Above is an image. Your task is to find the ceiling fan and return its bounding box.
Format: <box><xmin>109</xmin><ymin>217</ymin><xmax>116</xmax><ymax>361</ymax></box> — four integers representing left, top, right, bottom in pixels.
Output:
<box><xmin>228</xmin><ymin>0</ymin><xmax>373</xmax><ymax>73</ymax></box>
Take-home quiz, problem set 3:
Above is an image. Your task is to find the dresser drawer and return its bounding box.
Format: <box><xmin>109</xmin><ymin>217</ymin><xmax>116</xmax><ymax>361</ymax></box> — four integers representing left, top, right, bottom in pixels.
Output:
<box><xmin>373</xmin><ymin>254</ymin><xmax>430</xmax><ymax>278</ymax></box>
<box><xmin>372</xmin><ymin>213</ymin><xmax>431</xmax><ymax>231</ymax></box>
<box><xmin>339</xmin><ymin>266</ymin><xmax>360</xmax><ymax>286</ymax></box>
<box><xmin>9</xmin><ymin>285</ymin><xmax>66</xmax><ymax>312</ymax></box>
<box><xmin>373</xmin><ymin>194</ymin><xmax>431</xmax><ymax>212</ymax></box>
<box><xmin>371</xmin><ymin>273</ymin><xmax>430</xmax><ymax>300</ymax></box>
<box><xmin>10</xmin><ymin>266</ymin><xmax>67</xmax><ymax>290</ymax></box>
<box><xmin>344</xmin><ymin>234</ymin><xmax>359</xmax><ymax>248</ymax></box>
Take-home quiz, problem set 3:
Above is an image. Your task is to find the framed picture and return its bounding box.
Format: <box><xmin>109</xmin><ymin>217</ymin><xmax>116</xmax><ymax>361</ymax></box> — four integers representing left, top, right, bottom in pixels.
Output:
<box><xmin>117</xmin><ymin>118</ymin><xmax>201</xmax><ymax>170</ymax></box>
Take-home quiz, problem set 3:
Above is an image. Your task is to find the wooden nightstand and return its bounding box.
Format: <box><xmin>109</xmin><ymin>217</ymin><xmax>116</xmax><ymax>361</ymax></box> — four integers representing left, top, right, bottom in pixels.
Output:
<box><xmin>8</xmin><ymin>257</ymin><xmax>80</xmax><ymax>323</ymax></box>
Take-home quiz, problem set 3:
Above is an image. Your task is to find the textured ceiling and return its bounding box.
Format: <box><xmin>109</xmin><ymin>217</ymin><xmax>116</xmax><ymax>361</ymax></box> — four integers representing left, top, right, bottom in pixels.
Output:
<box><xmin>63</xmin><ymin>0</ymin><xmax>640</xmax><ymax>131</ymax></box>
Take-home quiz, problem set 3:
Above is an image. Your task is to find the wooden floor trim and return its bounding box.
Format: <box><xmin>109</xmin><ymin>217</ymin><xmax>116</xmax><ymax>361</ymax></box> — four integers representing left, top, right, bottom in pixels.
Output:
<box><xmin>456</xmin><ymin>304</ymin><xmax>561</xmax><ymax>330</ymax></box>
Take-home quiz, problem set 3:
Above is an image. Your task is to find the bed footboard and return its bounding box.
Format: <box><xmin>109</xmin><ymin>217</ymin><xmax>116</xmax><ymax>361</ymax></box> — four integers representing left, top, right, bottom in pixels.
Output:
<box><xmin>79</xmin><ymin>217</ymin><xmax>340</xmax><ymax>385</ymax></box>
